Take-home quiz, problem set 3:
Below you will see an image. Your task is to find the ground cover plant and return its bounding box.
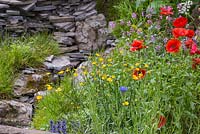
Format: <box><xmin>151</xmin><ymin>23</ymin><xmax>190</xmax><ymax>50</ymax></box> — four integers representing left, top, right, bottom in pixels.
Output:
<box><xmin>0</xmin><ymin>33</ymin><xmax>59</xmax><ymax>99</ymax></box>
<box><xmin>33</xmin><ymin>0</ymin><xmax>200</xmax><ymax>133</ymax></box>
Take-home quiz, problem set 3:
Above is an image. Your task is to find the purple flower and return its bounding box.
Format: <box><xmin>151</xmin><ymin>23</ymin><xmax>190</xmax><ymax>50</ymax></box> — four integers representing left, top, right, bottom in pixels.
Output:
<box><xmin>146</xmin><ymin>14</ymin><xmax>152</xmax><ymax>19</ymax></box>
<box><xmin>109</xmin><ymin>21</ymin><xmax>116</xmax><ymax>29</ymax></box>
<box><xmin>159</xmin><ymin>15</ymin><xmax>163</xmax><ymax>20</ymax></box>
<box><xmin>127</xmin><ymin>21</ymin><xmax>131</xmax><ymax>26</ymax></box>
<box><xmin>151</xmin><ymin>35</ymin><xmax>156</xmax><ymax>42</ymax></box>
<box><xmin>163</xmin><ymin>38</ymin><xmax>168</xmax><ymax>43</ymax></box>
<box><xmin>132</xmin><ymin>13</ymin><xmax>137</xmax><ymax>19</ymax></box>
<box><xmin>147</xmin><ymin>20</ymin><xmax>153</xmax><ymax>25</ymax></box>
<box><xmin>155</xmin><ymin>45</ymin><xmax>161</xmax><ymax>51</ymax></box>
<box><xmin>142</xmin><ymin>11</ymin><xmax>145</xmax><ymax>17</ymax></box>
<box><xmin>147</xmin><ymin>7</ymin><xmax>154</xmax><ymax>13</ymax></box>
<box><xmin>120</xmin><ymin>20</ymin><xmax>125</xmax><ymax>25</ymax></box>
<box><xmin>120</xmin><ymin>86</ymin><xmax>128</xmax><ymax>93</ymax></box>
<box><xmin>156</xmin><ymin>24</ymin><xmax>161</xmax><ymax>29</ymax></box>
<box><xmin>166</xmin><ymin>16</ymin><xmax>172</xmax><ymax>21</ymax></box>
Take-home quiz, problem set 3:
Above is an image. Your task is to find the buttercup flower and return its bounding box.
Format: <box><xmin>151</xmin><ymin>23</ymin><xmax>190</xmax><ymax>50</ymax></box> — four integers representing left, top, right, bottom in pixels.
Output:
<box><xmin>172</xmin><ymin>28</ymin><xmax>187</xmax><ymax>38</ymax></box>
<box><xmin>173</xmin><ymin>16</ymin><xmax>188</xmax><ymax>28</ymax></box>
<box><xmin>46</xmin><ymin>84</ymin><xmax>53</xmax><ymax>90</ymax></box>
<box><xmin>130</xmin><ymin>40</ymin><xmax>146</xmax><ymax>52</ymax></box>
<box><xmin>158</xmin><ymin>115</ymin><xmax>167</xmax><ymax>129</ymax></box>
<box><xmin>107</xmin><ymin>77</ymin><xmax>113</xmax><ymax>82</ymax></box>
<box><xmin>160</xmin><ymin>6</ymin><xmax>173</xmax><ymax>15</ymax></box>
<box><xmin>166</xmin><ymin>39</ymin><xmax>181</xmax><ymax>53</ymax></box>
<box><xmin>36</xmin><ymin>95</ymin><xmax>43</xmax><ymax>100</ymax></box>
<box><xmin>122</xmin><ymin>101</ymin><xmax>129</xmax><ymax>106</ymax></box>
<box><xmin>132</xmin><ymin>68</ymin><xmax>146</xmax><ymax>80</ymax></box>
<box><xmin>120</xmin><ymin>86</ymin><xmax>128</xmax><ymax>93</ymax></box>
<box><xmin>58</xmin><ymin>70</ymin><xmax>64</xmax><ymax>75</ymax></box>
<box><xmin>55</xmin><ymin>87</ymin><xmax>62</xmax><ymax>92</ymax></box>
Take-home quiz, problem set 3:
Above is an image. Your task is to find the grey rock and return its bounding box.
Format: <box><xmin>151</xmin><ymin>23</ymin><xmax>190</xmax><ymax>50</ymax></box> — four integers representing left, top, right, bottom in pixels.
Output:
<box><xmin>8</xmin><ymin>16</ymin><xmax>23</xmax><ymax>25</ymax></box>
<box><xmin>59</xmin><ymin>45</ymin><xmax>78</xmax><ymax>54</ymax></box>
<box><xmin>43</xmin><ymin>55</ymin><xmax>71</xmax><ymax>71</ymax></box>
<box><xmin>45</xmin><ymin>55</ymin><xmax>54</xmax><ymax>62</ymax></box>
<box><xmin>13</xmin><ymin>75</ymin><xmax>37</xmax><ymax>96</ymax></box>
<box><xmin>22</xmin><ymin>68</ymin><xmax>36</xmax><ymax>74</ymax></box>
<box><xmin>0</xmin><ymin>3</ymin><xmax>9</xmax><ymax>9</ymax></box>
<box><xmin>49</xmin><ymin>15</ymin><xmax>75</xmax><ymax>23</ymax></box>
<box><xmin>85</xmin><ymin>14</ymin><xmax>106</xmax><ymax>29</ymax></box>
<box><xmin>33</xmin><ymin>5</ymin><xmax>56</xmax><ymax>11</ymax></box>
<box><xmin>75</xmin><ymin>9</ymin><xmax>97</xmax><ymax>21</ymax></box>
<box><xmin>0</xmin><ymin>125</ymin><xmax>54</xmax><ymax>134</ymax></box>
<box><xmin>97</xmin><ymin>28</ymin><xmax>109</xmax><ymax>48</ymax></box>
<box><xmin>73</xmin><ymin>11</ymin><xmax>85</xmax><ymax>16</ymax></box>
<box><xmin>0</xmin><ymin>13</ymin><xmax>7</xmax><ymax>17</ymax></box>
<box><xmin>53</xmin><ymin>32</ymin><xmax>75</xmax><ymax>37</ymax></box>
<box><xmin>0</xmin><ymin>100</ymin><xmax>32</xmax><ymax>127</ymax></box>
<box><xmin>54</xmin><ymin>36</ymin><xmax>75</xmax><ymax>46</ymax></box>
<box><xmin>6</xmin><ymin>10</ymin><xmax>20</xmax><ymax>15</ymax></box>
<box><xmin>53</xmin><ymin>22</ymin><xmax>75</xmax><ymax>31</ymax></box>
<box><xmin>0</xmin><ymin>0</ymin><xmax>23</xmax><ymax>5</ymax></box>
<box><xmin>22</xmin><ymin>1</ymin><xmax>36</xmax><ymax>11</ymax></box>
<box><xmin>76</xmin><ymin>1</ymin><xmax>96</xmax><ymax>11</ymax></box>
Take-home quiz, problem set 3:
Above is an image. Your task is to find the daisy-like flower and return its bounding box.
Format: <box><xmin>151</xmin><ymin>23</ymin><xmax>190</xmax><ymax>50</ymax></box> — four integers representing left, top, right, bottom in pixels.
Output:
<box><xmin>132</xmin><ymin>68</ymin><xmax>146</xmax><ymax>80</ymax></box>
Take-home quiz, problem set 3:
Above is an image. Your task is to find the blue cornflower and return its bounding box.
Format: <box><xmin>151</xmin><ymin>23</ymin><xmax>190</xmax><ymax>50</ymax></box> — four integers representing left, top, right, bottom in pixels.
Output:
<box><xmin>120</xmin><ymin>86</ymin><xmax>128</xmax><ymax>93</ymax></box>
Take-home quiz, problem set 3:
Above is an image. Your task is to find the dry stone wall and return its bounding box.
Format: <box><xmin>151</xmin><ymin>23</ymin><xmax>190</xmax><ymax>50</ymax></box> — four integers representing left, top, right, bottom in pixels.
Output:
<box><xmin>0</xmin><ymin>0</ymin><xmax>110</xmax><ymax>54</ymax></box>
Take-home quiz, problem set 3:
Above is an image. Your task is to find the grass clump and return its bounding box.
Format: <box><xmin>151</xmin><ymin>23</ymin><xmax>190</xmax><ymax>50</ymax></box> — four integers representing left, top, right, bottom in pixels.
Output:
<box><xmin>0</xmin><ymin>33</ymin><xmax>59</xmax><ymax>99</ymax></box>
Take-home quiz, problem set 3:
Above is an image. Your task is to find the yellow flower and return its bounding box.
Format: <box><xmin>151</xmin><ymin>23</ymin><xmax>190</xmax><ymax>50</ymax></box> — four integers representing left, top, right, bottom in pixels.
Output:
<box><xmin>102</xmin><ymin>64</ymin><xmax>106</xmax><ymax>68</ymax></box>
<box><xmin>58</xmin><ymin>70</ymin><xmax>64</xmax><ymax>75</ymax></box>
<box><xmin>111</xmin><ymin>75</ymin><xmax>116</xmax><ymax>79</ymax></box>
<box><xmin>135</xmin><ymin>63</ymin><xmax>140</xmax><ymax>66</ymax></box>
<box><xmin>46</xmin><ymin>72</ymin><xmax>51</xmax><ymax>75</ymax></box>
<box><xmin>92</xmin><ymin>61</ymin><xmax>97</xmax><ymax>65</ymax></box>
<box><xmin>102</xmin><ymin>74</ymin><xmax>107</xmax><ymax>80</ymax></box>
<box><xmin>119</xmin><ymin>50</ymin><xmax>123</xmax><ymax>54</ymax></box>
<box><xmin>107</xmin><ymin>77</ymin><xmax>113</xmax><ymax>82</ymax></box>
<box><xmin>132</xmin><ymin>75</ymin><xmax>139</xmax><ymax>80</ymax></box>
<box><xmin>144</xmin><ymin>64</ymin><xmax>149</xmax><ymax>68</ymax></box>
<box><xmin>73</xmin><ymin>72</ymin><xmax>78</xmax><ymax>77</ymax></box>
<box><xmin>81</xmin><ymin>66</ymin><xmax>85</xmax><ymax>69</ymax></box>
<box><xmin>95</xmin><ymin>53</ymin><xmax>100</xmax><ymax>57</ymax></box>
<box><xmin>99</xmin><ymin>57</ymin><xmax>104</xmax><ymax>62</ymax></box>
<box><xmin>123</xmin><ymin>64</ymin><xmax>128</xmax><ymax>67</ymax></box>
<box><xmin>135</xmin><ymin>68</ymin><xmax>140</xmax><ymax>71</ymax></box>
<box><xmin>139</xmin><ymin>73</ymin><xmax>143</xmax><ymax>77</ymax></box>
<box><xmin>36</xmin><ymin>95</ymin><xmax>43</xmax><ymax>100</ymax></box>
<box><xmin>66</xmin><ymin>68</ymin><xmax>70</xmax><ymax>72</ymax></box>
<box><xmin>108</xmin><ymin>64</ymin><xmax>112</xmax><ymax>67</ymax></box>
<box><xmin>122</xmin><ymin>101</ymin><xmax>129</xmax><ymax>106</ymax></box>
<box><xmin>79</xmin><ymin>82</ymin><xmax>85</xmax><ymax>86</ymax></box>
<box><xmin>47</xmin><ymin>85</ymin><xmax>53</xmax><ymax>90</ymax></box>
<box><xmin>107</xmin><ymin>58</ymin><xmax>112</xmax><ymax>62</ymax></box>
<box><xmin>130</xmin><ymin>66</ymin><xmax>134</xmax><ymax>69</ymax></box>
<box><xmin>91</xmin><ymin>72</ymin><xmax>94</xmax><ymax>76</ymax></box>
<box><xmin>83</xmin><ymin>71</ymin><xmax>88</xmax><ymax>75</ymax></box>
<box><xmin>55</xmin><ymin>87</ymin><xmax>62</xmax><ymax>92</ymax></box>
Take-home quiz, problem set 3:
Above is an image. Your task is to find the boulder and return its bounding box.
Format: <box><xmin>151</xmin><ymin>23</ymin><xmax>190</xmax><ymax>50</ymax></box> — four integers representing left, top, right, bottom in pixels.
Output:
<box><xmin>0</xmin><ymin>100</ymin><xmax>32</xmax><ymax>127</ymax></box>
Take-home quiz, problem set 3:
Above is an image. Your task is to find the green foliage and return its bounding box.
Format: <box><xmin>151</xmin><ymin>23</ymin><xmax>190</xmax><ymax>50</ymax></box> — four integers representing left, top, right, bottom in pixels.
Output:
<box><xmin>32</xmin><ymin>76</ymin><xmax>86</xmax><ymax>133</ymax></box>
<box><xmin>0</xmin><ymin>33</ymin><xmax>59</xmax><ymax>98</ymax></box>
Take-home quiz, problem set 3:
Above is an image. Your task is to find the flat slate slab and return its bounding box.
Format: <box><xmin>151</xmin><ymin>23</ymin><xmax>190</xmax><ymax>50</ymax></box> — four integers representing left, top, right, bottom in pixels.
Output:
<box><xmin>0</xmin><ymin>125</ymin><xmax>54</xmax><ymax>134</ymax></box>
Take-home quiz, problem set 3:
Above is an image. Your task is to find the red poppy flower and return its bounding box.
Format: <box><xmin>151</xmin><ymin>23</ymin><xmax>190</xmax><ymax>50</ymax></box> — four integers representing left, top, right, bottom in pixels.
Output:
<box><xmin>192</xmin><ymin>58</ymin><xmax>200</xmax><ymax>69</ymax></box>
<box><xmin>172</xmin><ymin>28</ymin><xmax>188</xmax><ymax>38</ymax></box>
<box><xmin>132</xmin><ymin>68</ymin><xmax>146</xmax><ymax>80</ymax></box>
<box><xmin>190</xmin><ymin>43</ymin><xmax>199</xmax><ymax>55</ymax></box>
<box><xmin>186</xmin><ymin>29</ymin><xmax>195</xmax><ymax>38</ymax></box>
<box><xmin>185</xmin><ymin>38</ymin><xmax>195</xmax><ymax>49</ymax></box>
<box><xmin>130</xmin><ymin>40</ymin><xmax>146</xmax><ymax>52</ymax></box>
<box><xmin>158</xmin><ymin>116</ymin><xmax>167</xmax><ymax>129</ymax></box>
<box><xmin>160</xmin><ymin>6</ymin><xmax>173</xmax><ymax>15</ymax></box>
<box><xmin>173</xmin><ymin>16</ymin><xmax>188</xmax><ymax>28</ymax></box>
<box><xmin>166</xmin><ymin>39</ymin><xmax>181</xmax><ymax>53</ymax></box>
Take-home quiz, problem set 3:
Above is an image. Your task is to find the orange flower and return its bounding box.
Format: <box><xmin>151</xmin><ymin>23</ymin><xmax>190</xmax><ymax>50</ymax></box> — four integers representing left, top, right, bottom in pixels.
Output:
<box><xmin>132</xmin><ymin>68</ymin><xmax>146</xmax><ymax>80</ymax></box>
<box><xmin>166</xmin><ymin>39</ymin><xmax>181</xmax><ymax>53</ymax></box>
<box><xmin>130</xmin><ymin>40</ymin><xmax>146</xmax><ymax>52</ymax></box>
